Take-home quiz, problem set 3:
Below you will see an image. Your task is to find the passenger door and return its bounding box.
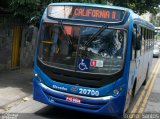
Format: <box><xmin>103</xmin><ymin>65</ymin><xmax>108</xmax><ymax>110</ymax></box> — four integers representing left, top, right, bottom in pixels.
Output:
<box><xmin>133</xmin><ymin>25</ymin><xmax>144</xmax><ymax>93</ymax></box>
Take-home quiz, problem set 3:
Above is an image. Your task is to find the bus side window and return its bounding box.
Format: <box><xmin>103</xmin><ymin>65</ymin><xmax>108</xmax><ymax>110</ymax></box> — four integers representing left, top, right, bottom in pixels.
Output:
<box><xmin>136</xmin><ymin>27</ymin><xmax>142</xmax><ymax>51</ymax></box>
<box><xmin>132</xmin><ymin>24</ymin><xmax>141</xmax><ymax>59</ymax></box>
<box><xmin>131</xmin><ymin>27</ymin><xmax>136</xmax><ymax>60</ymax></box>
<box><xmin>136</xmin><ymin>26</ymin><xmax>142</xmax><ymax>57</ymax></box>
<box><xmin>141</xmin><ymin>27</ymin><xmax>145</xmax><ymax>55</ymax></box>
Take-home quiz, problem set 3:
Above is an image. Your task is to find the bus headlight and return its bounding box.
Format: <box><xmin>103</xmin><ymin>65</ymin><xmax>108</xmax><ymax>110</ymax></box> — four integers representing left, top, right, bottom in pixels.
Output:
<box><xmin>113</xmin><ymin>89</ymin><xmax>119</xmax><ymax>95</ymax></box>
<box><xmin>113</xmin><ymin>87</ymin><xmax>123</xmax><ymax>95</ymax></box>
<box><xmin>35</xmin><ymin>73</ymin><xmax>38</xmax><ymax>77</ymax></box>
<box><xmin>34</xmin><ymin>73</ymin><xmax>42</xmax><ymax>82</ymax></box>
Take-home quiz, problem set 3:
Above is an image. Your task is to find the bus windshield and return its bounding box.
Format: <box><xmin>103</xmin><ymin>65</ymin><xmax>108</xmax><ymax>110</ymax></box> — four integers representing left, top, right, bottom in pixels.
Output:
<box><xmin>38</xmin><ymin>22</ymin><xmax>127</xmax><ymax>75</ymax></box>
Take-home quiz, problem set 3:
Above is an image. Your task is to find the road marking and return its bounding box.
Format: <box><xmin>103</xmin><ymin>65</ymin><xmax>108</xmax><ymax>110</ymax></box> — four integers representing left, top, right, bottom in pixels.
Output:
<box><xmin>130</xmin><ymin>59</ymin><xmax>160</xmax><ymax>114</ymax></box>
<box><xmin>137</xmin><ymin>61</ymin><xmax>160</xmax><ymax>116</ymax></box>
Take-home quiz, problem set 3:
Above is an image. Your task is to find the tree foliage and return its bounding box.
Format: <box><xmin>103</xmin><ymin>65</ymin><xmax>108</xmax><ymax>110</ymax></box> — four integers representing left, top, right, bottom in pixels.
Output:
<box><xmin>1</xmin><ymin>0</ymin><xmax>159</xmax><ymax>24</ymax></box>
<box><xmin>125</xmin><ymin>0</ymin><xmax>160</xmax><ymax>14</ymax></box>
<box><xmin>9</xmin><ymin>0</ymin><xmax>41</xmax><ymax>23</ymax></box>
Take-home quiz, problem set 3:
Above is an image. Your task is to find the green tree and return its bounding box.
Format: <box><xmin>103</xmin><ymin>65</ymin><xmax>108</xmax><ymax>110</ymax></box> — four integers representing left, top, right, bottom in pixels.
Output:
<box><xmin>9</xmin><ymin>0</ymin><xmax>41</xmax><ymax>23</ymax></box>
<box><xmin>5</xmin><ymin>0</ymin><xmax>160</xmax><ymax>24</ymax></box>
<box><xmin>0</xmin><ymin>0</ymin><xmax>9</xmax><ymax>13</ymax></box>
<box><xmin>107</xmin><ymin>0</ymin><xmax>158</xmax><ymax>14</ymax></box>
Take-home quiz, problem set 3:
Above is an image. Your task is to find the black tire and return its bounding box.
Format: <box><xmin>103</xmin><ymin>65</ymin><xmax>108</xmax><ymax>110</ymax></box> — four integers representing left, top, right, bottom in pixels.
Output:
<box><xmin>131</xmin><ymin>80</ymin><xmax>136</xmax><ymax>99</ymax></box>
<box><xmin>143</xmin><ymin>66</ymin><xmax>149</xmax><ymax>85</ymax></box>
<box><xmin>125</xmin><ymin>80</ymin><xmax>136</xmax><ymax>113</ymax></box>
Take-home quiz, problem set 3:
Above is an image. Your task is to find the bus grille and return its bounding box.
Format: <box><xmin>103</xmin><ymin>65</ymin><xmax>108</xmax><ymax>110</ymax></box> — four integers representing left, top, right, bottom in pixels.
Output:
<box><xmin>44</xmin><ymin>90</ymin><xmax>106</xmax><ymax>110</ymax></box>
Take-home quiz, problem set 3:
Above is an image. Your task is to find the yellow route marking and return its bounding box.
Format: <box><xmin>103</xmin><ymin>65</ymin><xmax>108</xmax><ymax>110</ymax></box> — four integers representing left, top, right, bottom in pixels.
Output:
<box><xmin>130</xmin><ymin>59</ymin><xmax>160</xmax><ymax>114</ymax></box>
<box><xmin>137</xmin><ymin>61</ymin><xmax>160</xmax><ymax>117</ymax></box>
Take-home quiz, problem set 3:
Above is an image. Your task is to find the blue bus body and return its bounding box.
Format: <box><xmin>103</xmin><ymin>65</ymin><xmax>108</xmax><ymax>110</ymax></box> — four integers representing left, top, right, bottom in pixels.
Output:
<box><xmin>33</xmin><ymin>3</ymin><xmax>154</xmax><ymax>117</ymax></box>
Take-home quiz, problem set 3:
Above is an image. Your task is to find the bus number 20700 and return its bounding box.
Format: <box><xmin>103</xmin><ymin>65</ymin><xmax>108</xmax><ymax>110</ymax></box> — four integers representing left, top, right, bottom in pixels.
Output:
<box><xmin>79</xmin><ymin>88</ymin><xmax>99</xmax><ymax>96</ymax></box>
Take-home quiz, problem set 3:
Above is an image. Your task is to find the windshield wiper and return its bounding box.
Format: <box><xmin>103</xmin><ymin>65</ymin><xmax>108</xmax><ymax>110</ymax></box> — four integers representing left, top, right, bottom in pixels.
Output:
<box><xmin>84</xmin><ymin>25</ymin><xmax>107</xmax><ymax>46</ymax></box>
<box><xmin>58</xmin><ymin>20</ymin><xmax>72</xmax><ymax>45</ymax></box>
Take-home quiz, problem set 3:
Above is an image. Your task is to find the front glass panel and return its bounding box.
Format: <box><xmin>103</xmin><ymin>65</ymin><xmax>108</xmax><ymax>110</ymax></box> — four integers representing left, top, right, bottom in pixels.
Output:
<box><xmin>38</xmin><ymin>22</ymin><xmax>127</xmax><ymax>74</ymax></box>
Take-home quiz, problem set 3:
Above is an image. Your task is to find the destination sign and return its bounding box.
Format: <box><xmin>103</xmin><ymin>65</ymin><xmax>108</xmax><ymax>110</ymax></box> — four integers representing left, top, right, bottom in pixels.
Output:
<box><xmin>48</xmin><ymin>5</ymin><xmax>126</xmax><ymax>23</ymax></box>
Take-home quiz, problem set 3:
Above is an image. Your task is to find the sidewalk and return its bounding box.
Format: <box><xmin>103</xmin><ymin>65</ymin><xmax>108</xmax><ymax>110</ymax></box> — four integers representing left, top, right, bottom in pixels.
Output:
<box><xmin>0</xmin><ymin>68</ymin><xmax>33</xmax><ymax>112</ymax></box>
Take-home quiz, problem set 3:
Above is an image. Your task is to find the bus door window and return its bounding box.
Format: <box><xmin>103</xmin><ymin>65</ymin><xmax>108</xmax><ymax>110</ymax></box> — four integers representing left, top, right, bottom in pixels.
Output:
<box><xmin>132</xmin><ymin>24</ymin><xmax>141</xmax><ymax>59</ymax></box>
<box><xmin>132</xmin><ymin>25</ymin><xmax>137</xmax><ymax>59</ymax></box>
<box><xmin>146</xmin><ymin>29</ymin><xmax>150</xmax><ymax>50</ymax></box>
<box><xmin>151</xmin><ymin>31</ymin><xmax>154</xmax><ymax>48</ymax></box>
<box><xmin>144</xmin><ymin>29</ymin><xmax>148</xmax><ymax>50</ymax></box>
<box><xmin>141</xmin><ymin>27</ymin><xmax>145</xmax><ymax>55</ymax></box>
<box><xmin>143</xmin><ymin>28</ymin><xmax>146</xmax><ymax>52</ymax></box>
<box><xmin>136</xmin><ymin>26</ymin><xmax>141</xmax><ymax>57</ymax></box>
<box><xmin>148</xmin><ymin>29</ymin><xmax>152</xmax><ymax>49</ymax></box>
<box><xmin>150</xmin><ymin>31</ymin><xmax>152</xmax><ymax>48</ymax></box>
<box><xmin>145</xmin><ymin>29</ymin><xmax>148</xmax><ymax>50</ymax></box>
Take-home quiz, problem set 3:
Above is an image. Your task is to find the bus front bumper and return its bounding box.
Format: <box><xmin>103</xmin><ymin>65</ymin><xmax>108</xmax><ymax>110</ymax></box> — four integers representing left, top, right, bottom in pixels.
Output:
<box><xmin>33</xmin><ymin>78</ymin><xmax>125</xmax><ymax>117</ymax></box>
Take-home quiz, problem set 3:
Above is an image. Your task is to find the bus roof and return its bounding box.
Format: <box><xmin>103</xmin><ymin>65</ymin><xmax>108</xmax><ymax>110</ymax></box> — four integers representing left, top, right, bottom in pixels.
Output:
<box><xmin>49</xmin><ymin>2</ymin><xmax>132</xmax><ymax>12</ymax></box>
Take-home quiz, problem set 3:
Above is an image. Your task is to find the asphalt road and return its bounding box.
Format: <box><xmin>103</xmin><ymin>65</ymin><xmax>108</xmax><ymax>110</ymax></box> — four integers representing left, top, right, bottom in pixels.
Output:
<box><xmin>1</xmin><ymin>58</ymin><xmax>160</xmax><ymax>119</ymax></box>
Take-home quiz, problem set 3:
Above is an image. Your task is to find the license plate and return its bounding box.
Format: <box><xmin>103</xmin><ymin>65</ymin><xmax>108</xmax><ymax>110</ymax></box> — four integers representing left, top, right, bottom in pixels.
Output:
<box><xmin>66</xmin><ymin>96</ymin><xmax>81</xmax><ymax>104</ymax></box>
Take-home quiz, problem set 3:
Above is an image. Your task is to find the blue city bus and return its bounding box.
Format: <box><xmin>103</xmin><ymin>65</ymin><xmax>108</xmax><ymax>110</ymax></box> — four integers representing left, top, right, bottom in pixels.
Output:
<box><xmin>33</xmin><ymin>3</ymin><xmax>155</xmax><ymax>117</ymax></box>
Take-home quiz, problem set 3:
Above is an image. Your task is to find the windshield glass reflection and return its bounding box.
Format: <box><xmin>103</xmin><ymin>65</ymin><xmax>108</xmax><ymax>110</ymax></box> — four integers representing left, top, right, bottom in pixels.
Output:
<box><xmin>38</xmin><ymin>22</ymin><xmax>127</xmax><ymax>74</ymax></box>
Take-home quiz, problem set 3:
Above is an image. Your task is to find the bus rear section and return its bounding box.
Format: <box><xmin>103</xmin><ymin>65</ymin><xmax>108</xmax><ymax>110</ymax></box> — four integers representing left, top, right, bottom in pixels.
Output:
<box><xmin>33</xmin><ymin>3</ymin><xmax>131</xmax><ymax>117</ymax></box>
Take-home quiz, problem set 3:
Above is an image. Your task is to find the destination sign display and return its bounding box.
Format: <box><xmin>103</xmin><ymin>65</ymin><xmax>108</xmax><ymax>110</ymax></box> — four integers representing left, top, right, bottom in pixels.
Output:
<box><xmin>48</xmin><ymin>5</ymin><xmax>126</xmax><ymax>23</ymax></box>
